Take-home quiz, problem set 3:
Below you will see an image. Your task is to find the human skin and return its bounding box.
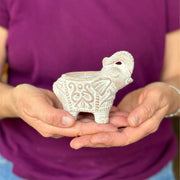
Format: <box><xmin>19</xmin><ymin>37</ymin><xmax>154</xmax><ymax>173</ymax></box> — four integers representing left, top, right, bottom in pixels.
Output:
<box><xmin>70</xmin><ymin>30</ymin><xmax>180</xmax><ymax>149</ymax></box>
<box><xmin>71</xmin><ymin>82</ymin><xmax>180</xmax><ymax>148</ymax></box>
<box><xmin>0</xmin><ymin>26</ymin><xmax>118</xmax><ymax>138</ymax></box>
<box><xmin>0</xmin><ymin>27</ymin><xmax>179</xmax><ymax>147</ymax></box>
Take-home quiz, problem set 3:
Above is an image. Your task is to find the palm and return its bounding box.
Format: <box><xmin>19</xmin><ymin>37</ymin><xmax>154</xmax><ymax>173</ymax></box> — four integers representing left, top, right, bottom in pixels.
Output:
<box><xmin>70</xmin><ymin>83</ymin><xmax>170</xmax><ymax>149</ymax></box>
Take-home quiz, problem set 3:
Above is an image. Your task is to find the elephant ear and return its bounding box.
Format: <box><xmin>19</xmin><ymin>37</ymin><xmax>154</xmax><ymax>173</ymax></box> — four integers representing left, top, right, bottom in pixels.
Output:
<box><xmin>92</xmin><ymin>78</ymin><xmax>111</xmax><ymax>96</ymax></box>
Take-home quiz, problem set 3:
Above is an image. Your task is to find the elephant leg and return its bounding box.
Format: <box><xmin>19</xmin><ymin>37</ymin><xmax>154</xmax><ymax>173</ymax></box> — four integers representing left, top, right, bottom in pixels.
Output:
<box><xmin>94</xmin><ymin>112</ymin><xmax>109</xmax><ymax>124</ymax></box>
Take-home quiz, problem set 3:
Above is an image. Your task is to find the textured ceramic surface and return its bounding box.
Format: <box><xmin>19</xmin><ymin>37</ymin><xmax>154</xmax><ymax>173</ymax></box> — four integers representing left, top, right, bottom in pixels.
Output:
<box><xmin>53</xmin><ymin>51</ymin><xmax>134</xmax><ymax>123</ymax></box>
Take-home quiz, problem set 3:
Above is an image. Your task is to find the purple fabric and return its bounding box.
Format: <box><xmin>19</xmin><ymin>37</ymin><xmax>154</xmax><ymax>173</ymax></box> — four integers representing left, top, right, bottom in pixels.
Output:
<box><xmin>0</xmin><ymin>0</ymin><xmax>179</xmax><ymax>179</ymax></box>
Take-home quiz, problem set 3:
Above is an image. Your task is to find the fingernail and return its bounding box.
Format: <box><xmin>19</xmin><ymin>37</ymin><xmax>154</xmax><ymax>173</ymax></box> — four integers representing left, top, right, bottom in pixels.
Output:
<box><xmin>74</xmin><ymin>143</ymin><xmax>82</xmax><ymax>150</ymax></box>
<box><xmin>71</xmin><ymin>142</ymin><xmax>82</xmax><ymax>149</ymax></box>
<box><xmin>61</xmin><ymin>116</ymin><xmax>74</xmax><ymax>127</ymax></box>
<box><xmin>131</xmin><ymin>114</ymin><xmax>140</xmax><ymax>126</ymax></box>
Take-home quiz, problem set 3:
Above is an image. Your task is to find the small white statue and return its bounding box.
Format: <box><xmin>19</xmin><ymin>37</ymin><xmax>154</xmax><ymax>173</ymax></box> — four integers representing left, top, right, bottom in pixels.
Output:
<box><xmin>53</xmin><ymin>51</ymin><xmax>134</xmax><ymax>124</ymax></box>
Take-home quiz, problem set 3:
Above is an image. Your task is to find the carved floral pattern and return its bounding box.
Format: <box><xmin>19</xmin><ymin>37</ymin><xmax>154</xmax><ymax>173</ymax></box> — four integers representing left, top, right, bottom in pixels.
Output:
<box><xmin>68</xmin><ymin>82</ymin><xmax>94</xmax><ymax>109</ymax></box>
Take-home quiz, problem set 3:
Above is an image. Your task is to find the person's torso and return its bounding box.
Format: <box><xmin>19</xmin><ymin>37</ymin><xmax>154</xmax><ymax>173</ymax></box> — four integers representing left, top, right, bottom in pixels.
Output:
<box><xmin>0</xmin><ymin>1</ymin><xmax>177</xmax><ymax>180</ymax></box>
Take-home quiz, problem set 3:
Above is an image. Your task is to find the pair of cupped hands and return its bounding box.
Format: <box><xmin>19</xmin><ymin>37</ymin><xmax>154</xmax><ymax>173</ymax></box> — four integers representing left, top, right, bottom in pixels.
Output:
<box><xmin>11</xmin><ymin>82</ymin><xmax>173</xmax><ymax>149</ymax></box>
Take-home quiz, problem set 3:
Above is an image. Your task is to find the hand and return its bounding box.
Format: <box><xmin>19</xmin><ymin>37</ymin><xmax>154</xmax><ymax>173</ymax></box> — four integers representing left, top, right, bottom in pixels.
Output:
<box><xmin>10</xmin><ymin>84</ymin><xmax>117</xmax><ymax>138</ymax></box>
<box><xmin>70</xmin><ymin>82</ymin><xmax>174</xmax><ymax>149</ymax></box>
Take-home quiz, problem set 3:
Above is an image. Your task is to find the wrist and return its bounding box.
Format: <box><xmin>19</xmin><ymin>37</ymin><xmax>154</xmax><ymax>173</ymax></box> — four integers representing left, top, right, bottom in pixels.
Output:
<box><xmin>165</xmin><ymin>84</ymin><xmax>180</xmax><ymax>117</ymax></box>
<box><xmin>0</xmin><ymin>83</ymin><xmax>17</xmax><ymax>119</ymax></box>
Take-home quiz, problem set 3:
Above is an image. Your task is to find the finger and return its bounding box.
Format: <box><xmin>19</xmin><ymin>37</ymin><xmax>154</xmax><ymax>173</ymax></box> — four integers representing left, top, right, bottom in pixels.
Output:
<box><xmin>90</xmin><ymin>131</ymin><xmax>130</xmax><ymax>147</ymax></box>
<box><xmin>91</xmin><ymin>111</ymin><xmax>165</xmax><ymax>147</ymax></box>
<box><xmin>70</xmin><ymin>126</ymin><xmax>143</xmax><ymax>149</ymax></box>
<box><xmin>70</xmin><ymin>135</ymin><xmax>110</xmax><ymax>149</ymax></box>
<box><xmin>60</xmin><ymin>120</ymin><xmax>118</xmax><ymax>137</ymax></box>
<box><xmin>70</xmin><ymin>135</ymin><xmax>92</xmax><ymax>149</ymax></box>
<box><xmin>51</xmin><ymin>134</ymin><xmax>63</xmax><ymax>139</ymax></box>
<box><xmin>72</xmin><ymin>106</ymin><xmax>167</xmax><ymax>148</ymax></box>
<box><xmin>88</xmin><ymin>129</ymin><xmax>143</xmax><ymax>147</ymax></box>
<box><xmin>128</xmin><ymin>96</ymin><xmax>160</xmax><ymax>127</ymax></box>
<box><xmin>26</xmin><ymin>101</ymin><xmax>75</xmax><ymax>127</ymax></box>
<box><xmin>110</xmin><ymin>106</ymin><xmax>119</xmax><ymax>112</ymax></box>
<box><xmin>109</xmin><ymin>114</ymin><xmax>129</xmax><ymax>127</ymax></box>
<box><xmin>78</xmin><ymin>118</ymin><xmax>93</xmax><ymax>123</ymax></box>
<box><xmin>26</xmin><ymin>116</ymin><xmax>118</xmax><ymax>138</ymax></box>
<box><xmin>70</xmin><ymin>132</ymin><xmax>121</xmax><ymax>148</ymax></box>
<box><xmin>109</xmin><ymin>111</ymin><xmax>129</xmax><ymax>118</ymax></box>
<box><xmin>124</xmin><ymin>106</ymin><xmax>167</xmax><ymax>143</ymax></box>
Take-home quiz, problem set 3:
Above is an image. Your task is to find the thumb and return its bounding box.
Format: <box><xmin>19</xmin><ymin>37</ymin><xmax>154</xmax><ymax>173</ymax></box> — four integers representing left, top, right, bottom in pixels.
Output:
<box><xmin>128</xmin><ymin>96</ymin><xmax>159</xmax><ymax>127</ymax></box>
<box><xmin>31</xmin><ymin>102</ymin><xmax>75</xmax><ymax>127</ymax></box>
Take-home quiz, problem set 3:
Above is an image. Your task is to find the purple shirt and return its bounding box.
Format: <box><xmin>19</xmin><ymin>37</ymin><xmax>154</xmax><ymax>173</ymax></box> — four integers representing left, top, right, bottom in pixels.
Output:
<box><xmin>0</xmin><ymin>0</ymin><xmax>179</xmax><ymax>179</ymax></box>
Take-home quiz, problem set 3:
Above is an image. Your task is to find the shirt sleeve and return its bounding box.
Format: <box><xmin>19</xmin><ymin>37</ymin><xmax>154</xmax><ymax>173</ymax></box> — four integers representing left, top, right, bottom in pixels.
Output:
<box><xmin>0</xmin><ymin>0</ymin><xmax>9</xmax><ymax>29</ymax></box>
<box><xmin>165</xmin><ymin>0</ymin><xmax>179</xmax><ymax>32</ymax></box>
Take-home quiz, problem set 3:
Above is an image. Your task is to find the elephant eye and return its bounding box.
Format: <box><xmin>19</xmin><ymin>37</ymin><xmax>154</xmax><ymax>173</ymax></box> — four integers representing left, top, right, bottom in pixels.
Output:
<box><xmin>115</xmin><ymin>61</ymin><xmax>122</xmax><ymax>65</ymax></box>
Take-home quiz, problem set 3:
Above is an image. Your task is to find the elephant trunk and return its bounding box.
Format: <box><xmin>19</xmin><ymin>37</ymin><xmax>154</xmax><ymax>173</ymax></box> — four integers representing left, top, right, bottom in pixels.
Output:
<box><xmin>102</xmin><ymin>51</ymin><xmax>134</xmax><ymax>76</ymax></box>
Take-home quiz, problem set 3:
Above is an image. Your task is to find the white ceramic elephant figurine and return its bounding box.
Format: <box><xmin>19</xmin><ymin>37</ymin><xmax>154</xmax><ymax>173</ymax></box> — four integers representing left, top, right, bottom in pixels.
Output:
<box><xmin>53</xmin><ymin>51</ymin><xmax>134</xmax><ymax>124</ymax></box>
